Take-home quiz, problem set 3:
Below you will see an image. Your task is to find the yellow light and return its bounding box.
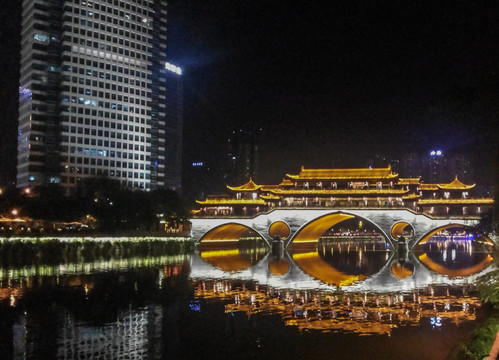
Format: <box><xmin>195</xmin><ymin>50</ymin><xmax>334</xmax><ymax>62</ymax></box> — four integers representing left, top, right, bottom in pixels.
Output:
<box><xmin>201</xmin><ymin>249</ymin><xmax>240</xmax><ymax>258</ymax></box>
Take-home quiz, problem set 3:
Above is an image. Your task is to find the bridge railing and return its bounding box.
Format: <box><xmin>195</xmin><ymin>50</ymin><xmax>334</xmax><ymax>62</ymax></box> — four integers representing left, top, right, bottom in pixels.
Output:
<box><xmin>192</xmin><ymin>205</ymin><xmax>484</xmax><ymax>221</ymax></box>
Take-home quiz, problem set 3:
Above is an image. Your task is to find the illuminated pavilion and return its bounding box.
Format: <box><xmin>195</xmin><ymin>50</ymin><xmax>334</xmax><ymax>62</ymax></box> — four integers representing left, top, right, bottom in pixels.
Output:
<box><xmin>195</xmin><ymin>166</ymin><xmax>493</xmax><ymax>217</ymax></box>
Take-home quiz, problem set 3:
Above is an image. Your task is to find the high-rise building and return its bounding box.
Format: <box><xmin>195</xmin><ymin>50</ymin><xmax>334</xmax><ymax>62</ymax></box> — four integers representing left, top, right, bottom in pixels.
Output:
<box><xmin>163</xmin><ymin>62</ymin><xmax>182</xmax><ymax>191</ymax></box>
<box><xmin>226</xmin><ymin>126</ymin><xmax>262</xmax><ymax>185</ymax></box>
<box><xmin>17</xmin><ymin>0</ymin><xmax>181</xmax><ymax>192</ymax></box>
<box><xmin>369</xmin><ymin>150</ymin><xmax>474</xmax><ymax>185</ymax></box>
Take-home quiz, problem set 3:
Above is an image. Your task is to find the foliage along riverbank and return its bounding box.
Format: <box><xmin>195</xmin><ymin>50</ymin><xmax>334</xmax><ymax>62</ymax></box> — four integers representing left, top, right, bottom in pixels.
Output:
<box><xmin>0</xmin><ymin>180</ymin><xmax>191</xmax><ymax>235</ymax></box>
<box><xmin>457</xmin><ymin>247</ymin><xmax>499</xmax><ymax>359</ymax></box>
<box><xmin>0</xmin><ymin>237</ymin><xmax>195</xmax><ymax>268</ymax></box>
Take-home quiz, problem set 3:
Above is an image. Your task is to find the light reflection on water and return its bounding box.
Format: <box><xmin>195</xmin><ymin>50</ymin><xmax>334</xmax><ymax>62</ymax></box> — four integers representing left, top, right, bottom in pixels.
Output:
<box><xmin>193</xmin><ymin>235</ymin><xmax>494</xmax><ymax>337</ymax></box>
<box><xmin>0</xmin><ymin>235</ymin><xmax>495</xmax><ymax>359</ymax></box>
<box><xmin>195</xmin><ymin>279</ymin><xmax>480</xmax><ymax>336</ymax></box>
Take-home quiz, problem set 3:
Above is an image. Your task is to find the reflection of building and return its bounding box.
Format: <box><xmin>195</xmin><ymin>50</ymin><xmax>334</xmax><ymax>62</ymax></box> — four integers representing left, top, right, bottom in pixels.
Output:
<box><xmin>12</xmin><ymin>304</ymin><xmax>162</xmax><ymax>359</ymax></box>
<box><xmin>17</xmin><ymin>0</ymin><xmax>180</xmax><ymax>192</ymax></box>
<box><xmin>58</xmin><ymin>306</ymin><xmax>162</xmax><ymax>359</ymax></box>
<box><xmin>195</xmin><ymin>166</ymin><xmax>493</xmax><ymax>217</ymax></box>
<box><xmin>194</xmin><ymin>280</ymin><xmax>481</xmax><ymax>336</ymax></box>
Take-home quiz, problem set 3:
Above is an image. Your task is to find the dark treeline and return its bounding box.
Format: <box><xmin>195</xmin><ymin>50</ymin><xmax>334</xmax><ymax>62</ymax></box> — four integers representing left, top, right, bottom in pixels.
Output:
<box><xmin>0</xmin><ymin>178</ymin><xmax>191</xmax><ymax>234</ymax></box>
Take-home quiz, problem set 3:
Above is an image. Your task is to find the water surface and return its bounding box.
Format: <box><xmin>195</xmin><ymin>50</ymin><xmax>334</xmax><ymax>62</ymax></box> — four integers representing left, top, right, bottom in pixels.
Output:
<box><xmin>0</xmin><ymin>236</ymin><xmax>495</xmax><ymax>359</ymax></box>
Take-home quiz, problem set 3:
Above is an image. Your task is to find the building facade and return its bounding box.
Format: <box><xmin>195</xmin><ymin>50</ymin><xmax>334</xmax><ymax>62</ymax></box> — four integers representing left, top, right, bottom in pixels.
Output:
<box><xmin>162</xmin><ymin>62</ymin><xmax>182</xmax><ymax>191</ymax></box>
<box><xmin>226</xmin><ymin>126</ymin><xmax>262</xmax><ymax>186</ymax></box>
<box><xmin>17</xmin><ymin>0</ymin><xmax>181</xmax><ymax>192</ymax></box>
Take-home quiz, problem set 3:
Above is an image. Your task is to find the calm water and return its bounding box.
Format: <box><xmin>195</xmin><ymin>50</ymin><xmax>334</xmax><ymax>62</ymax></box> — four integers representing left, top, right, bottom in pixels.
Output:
<box><xmin>0</xmin><ymin>237</ymin><xmax>495</xmax><ymax>359</ymax></box>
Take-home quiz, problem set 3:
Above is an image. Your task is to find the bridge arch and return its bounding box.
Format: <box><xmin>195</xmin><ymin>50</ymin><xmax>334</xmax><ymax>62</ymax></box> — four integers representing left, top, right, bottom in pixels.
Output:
<box><xmin>197</xmin><ymin>222</ymin><xmax>268</xmax><ymax>245</ymax></box>
<box><xmin>390</xmin><ymin>221</ymin><xmax>415</xmax><ymax>241</ymax></box>
<box><xmin>287</xmin><ymin>211</ymin><xmax>392</xmax><ymax>247</ymax></box>
<box><xmin>415</xmin><ymin>223</ymin><xmax>495</xmax><ymax>247</ymax></box>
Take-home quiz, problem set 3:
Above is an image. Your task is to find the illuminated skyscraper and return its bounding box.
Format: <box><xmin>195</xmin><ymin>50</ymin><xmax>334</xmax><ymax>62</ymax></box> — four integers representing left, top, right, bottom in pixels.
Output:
<box><xmin>17</xmin><ymin>0</ymin><xmax>181</xmax><ymax>192</ymax></box>
<box><xmin>162</xmin><ymin>62</ymin><xmax>182</xmax><ymax>191</ymax></box>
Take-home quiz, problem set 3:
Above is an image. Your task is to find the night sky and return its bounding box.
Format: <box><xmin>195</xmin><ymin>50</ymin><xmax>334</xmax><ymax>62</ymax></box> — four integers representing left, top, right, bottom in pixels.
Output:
<box><xmin>1</xmin><ymin>1</ymin><xmax>498</xmax><ymax>187</ymax></box>
<box><xmin>167</xmin><ymin>0</ymin><xmax>498</xmax><ymax>183</ymax></box>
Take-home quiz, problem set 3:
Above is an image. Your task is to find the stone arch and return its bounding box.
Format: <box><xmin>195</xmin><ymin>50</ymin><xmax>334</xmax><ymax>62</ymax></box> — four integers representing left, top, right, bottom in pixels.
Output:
<box><xmin>390</xmin><ymin>221</ymin><xmax>415</xmax><ymax>241</ymax></box>
<box><xmin>288</xmin><ymin>211</ymin><xmax>391</xmax><ymax>247</ymax></box>
<box><xmin>415</xmin><ymin>223</ymin><xmax>493</xmax><ymax>246</ymax></box>
<box><xmin>268</xmin><ymin>221</ymin><xmax>291</xmax><ymax>239</ymax></box>
<box><xmin>198</xmin><ymin>222</ymin><xmax>267</xmax><ymax>245</ymax></box>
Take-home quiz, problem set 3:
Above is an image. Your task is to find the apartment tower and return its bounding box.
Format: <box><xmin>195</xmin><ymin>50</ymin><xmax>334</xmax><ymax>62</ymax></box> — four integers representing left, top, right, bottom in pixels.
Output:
<box><xmin>18</xmin><ymin>0</ymin><xmax>181</xmax><ymax>192</ymax></box>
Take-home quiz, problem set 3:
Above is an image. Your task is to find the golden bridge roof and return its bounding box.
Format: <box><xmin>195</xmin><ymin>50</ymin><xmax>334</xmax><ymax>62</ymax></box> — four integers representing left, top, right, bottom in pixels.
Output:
<box><xmin>279</xmin><ymin>178</ymin><xmax>294</xmax><ymax>186</ymax></box>
<box><xmin>437</xmin><ymin>176</ymin><xmax>476</xmax><ymax>190</ymax></box>
<box><xmin>196</xmin><ymin>198</ymin><xmax>266</xmax><ymax>205</ymax></box>
<box><xmin>418</xmin><ymin>198</ymin><xmax>493</xmax><ymax>205</ymax></box>
<box><xmin>419</xmin><ymin>183</ymin><xmax>439</xmax><ymax>191</ymax></box>
<box><xmin>226</xmin><ymin>178</ymin><xmax>261</xmax><ymax>192</ymax></box>
<box><xmin>398</xmin><ymin>178</ymin><xmax>421</xmax><ymax>185</ymax></box>
<box><xmin>260</xmin><ymin>194</ymin><xmax>281</xmax><ymax>200</ymax></box>
<box><xmin>269</xmin><ymin>189</ymin><xmax>410</xmax><ymax>196</ymax></box>
<box><xmin>286</xmin><ymin>166</ymin><xmax>398</xmax><ymax>180</ymax></box>
<box><xmin>260</xmin><ymin>184</ymin><xmax>280</xmax><ymax>191</ymax></box>
<box><xmin>402</xmin><ymin>194</ymin><xmax>421</xmax><ymax>200</ymax></box>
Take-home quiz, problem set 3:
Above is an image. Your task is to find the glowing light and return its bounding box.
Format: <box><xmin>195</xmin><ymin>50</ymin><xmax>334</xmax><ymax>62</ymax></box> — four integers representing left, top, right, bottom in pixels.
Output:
<box><xmin>165</xmin><ymin>62</ymin><xmax>182</xmax><ymax>75</ymax></box>
<box><xmin>189</xmin><ymin>300</ymin><xmax>201</xmax><ymax>312</ymax></box>
<box><xmin>430</xmin><ymin>316</ymin><xmax>442</xmax><ymax>327</ymax></box>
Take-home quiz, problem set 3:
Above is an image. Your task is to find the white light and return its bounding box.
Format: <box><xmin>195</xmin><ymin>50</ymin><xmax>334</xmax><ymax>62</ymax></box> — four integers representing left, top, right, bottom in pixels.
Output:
<box><xmin>165</xmin><ymin>62</ymin><xmax>182</xmax><ymax>75</ymax></box>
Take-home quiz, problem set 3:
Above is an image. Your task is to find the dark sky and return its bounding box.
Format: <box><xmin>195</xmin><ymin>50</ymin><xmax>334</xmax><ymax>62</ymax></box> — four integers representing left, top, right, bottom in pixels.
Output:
<box><xmin>1</xmin><ymin>1</ymin><xmax>498</xmax><ymax>186</ymax></box>
<box><xmin>167</xmin><ymin>0</ymin><xmax>498</xmax><ymax>182</ymax></box>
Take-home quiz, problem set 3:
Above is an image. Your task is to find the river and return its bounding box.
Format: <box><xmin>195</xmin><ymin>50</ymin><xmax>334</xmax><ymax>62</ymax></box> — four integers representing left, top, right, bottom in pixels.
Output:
<box><xmin>0</xmin><ymin>235</ymin><xmax>495</xmax><ymax>359</ymax></box>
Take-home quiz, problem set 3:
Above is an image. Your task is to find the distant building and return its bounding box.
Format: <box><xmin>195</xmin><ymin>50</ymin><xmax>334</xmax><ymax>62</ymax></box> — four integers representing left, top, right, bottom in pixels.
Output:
<box><xmin>372</xmin><ymin>150</ymin><xmax>474</xmax><ymax>185</ymax></box>
<box><xmin>398</xmin><ymin>152</ymin><xmax>422</xmax><ymax>179</ymax></box>
<box><xmin>17</xmin><ymin>0</ymin><xmax>181</xmax><ymax>192</ymax></box>
<box><xmin>162</xmin><ymin>62</ymin><xmax>183</xmax><ymax>191</ymax></box>
<box><xmin>185</xmin><ymin>161</ymin><xmax>214</xmax><ymax>201</ymax></box>
<box><xmin>226</xmin><ymin>126</ymin><xmax>263</xmax><ymax>185</ymax></box>
<box><xmin>423</xmin><ymin>150</ymin><xmax>447</xmax><ymax>183</ymax></box>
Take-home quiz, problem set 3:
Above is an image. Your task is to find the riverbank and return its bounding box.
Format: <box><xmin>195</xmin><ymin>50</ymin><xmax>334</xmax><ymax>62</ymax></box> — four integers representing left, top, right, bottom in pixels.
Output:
<box><xmin>0</xmin><ymin>237</ymin><xmax>195</xmax><ymax>269</ymax></box>
<box><xmin>0</xmin><ymin>235</ymin><xmax>191</xmax><ymax>242</ymax></box>
<box><xmin>456</xmin><ymin>246</ymin><xmax>499</xmax><ymax>360</ymax></box>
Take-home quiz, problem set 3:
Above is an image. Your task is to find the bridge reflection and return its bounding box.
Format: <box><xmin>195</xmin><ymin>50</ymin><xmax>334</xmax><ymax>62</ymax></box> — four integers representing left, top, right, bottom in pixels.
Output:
<box><xmin>192</xmin><ymin>236</ymin><xmax>496</xmax><ymax>292</ymax></box>
<box><xmin>192</xmin><ymin>235</ymin><xmax>495</xmax><ymax>336</ymax></box>
<box><xmin>194</xmin><ymin>279</ymin><xmax>482</xmax><ymax>335</ymax></box>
